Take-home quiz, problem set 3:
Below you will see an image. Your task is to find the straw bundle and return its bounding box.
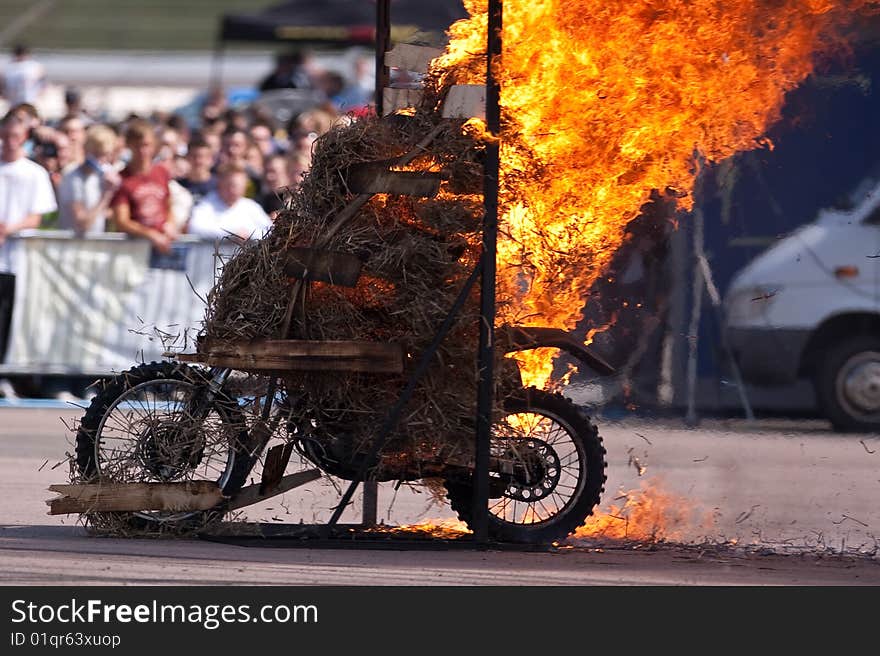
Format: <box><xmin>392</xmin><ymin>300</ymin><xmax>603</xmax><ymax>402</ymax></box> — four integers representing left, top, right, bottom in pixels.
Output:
<box><xmin>200</xmin><ymin>70</ymin><xmax>513</xmax><ymax>479</ymax></box>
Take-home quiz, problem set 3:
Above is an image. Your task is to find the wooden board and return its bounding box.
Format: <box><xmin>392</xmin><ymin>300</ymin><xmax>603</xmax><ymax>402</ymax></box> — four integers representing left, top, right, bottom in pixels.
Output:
<box><xmin>384</xmin><ymin>43</ymin><xmax>444</xmax><ymax>73</ymax></box>
<box><xmin>382</xmin><ymin>87</ymin><xmax>423</xmax><ymax>115</ymax></box>
<box><xmin>260</xmin><ymin>442</ymin><xmax>294</xmax><ymax>494</ymax></box>
<box><xmin>347</xmin><ymin>163</ymin><xmax>441</xmax><ymax>197</ymax></box>
<box><xmin>228</xmin><ymin>469</ymin><xmax>322</xmax><ymax>511</ymax></box>
<box><xmin>47</xmin><ymin>481</ymin><xmax>224</xmax><ymax>515</ymax></box>
<box><xmin>177</xmin><ymin>339</ymin><xmax>404</xmax><ymax>374</ymax></box>
<box><xmin>442</xmin><ymin>84</ymin><xmax>486</xmax><ymax>120</ymax></box>
<box><xmin>283</xmin><ymin>247</ymin><xmax>362</xmax><ymax>287</ymax></box>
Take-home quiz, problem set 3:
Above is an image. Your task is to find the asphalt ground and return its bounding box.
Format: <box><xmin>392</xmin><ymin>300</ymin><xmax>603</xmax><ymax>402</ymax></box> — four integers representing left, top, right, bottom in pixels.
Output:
<box><xmin>1</xmin><ymin>407</ymin><xmax>879</xmax><ymax>584</ymax></box>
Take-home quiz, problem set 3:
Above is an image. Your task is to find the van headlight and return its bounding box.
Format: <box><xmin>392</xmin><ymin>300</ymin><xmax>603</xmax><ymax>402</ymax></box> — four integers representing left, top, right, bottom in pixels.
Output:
<box><xmin>724</xmin><ymin>286</ymin><xmax>781</xmax><ymax>323</ymax></box>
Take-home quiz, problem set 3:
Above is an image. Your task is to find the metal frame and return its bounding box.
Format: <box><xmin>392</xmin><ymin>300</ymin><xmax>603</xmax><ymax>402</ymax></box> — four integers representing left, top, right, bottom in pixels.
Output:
<box><xmin>206</xmin><ymin>0</ymin><xmax>504</xmax><ymax>548</ymax></box>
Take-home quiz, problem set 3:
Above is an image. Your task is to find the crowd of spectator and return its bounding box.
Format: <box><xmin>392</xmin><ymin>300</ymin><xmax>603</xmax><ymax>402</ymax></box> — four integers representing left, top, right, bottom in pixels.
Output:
<box><xmin>0</xmin><ymin>46</ymin><xmax>375</xmax><ymax>252</ymax></box>
<box><xmin>0</xmin><ymin>46</ymin><xmax>376</xmax><ymax>397</ymax></box>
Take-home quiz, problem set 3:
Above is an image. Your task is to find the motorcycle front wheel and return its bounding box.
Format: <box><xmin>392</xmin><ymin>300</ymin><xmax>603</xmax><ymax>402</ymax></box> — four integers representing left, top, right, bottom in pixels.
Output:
<box><xmin>75</xmin><ymin>361</ymin><xmax>254</xmax><ymax>531</ymax></box>
<box><xmin>444</xmin><ymin>387</ymin><xmax>606</xmax><ymax>544</ymax></box>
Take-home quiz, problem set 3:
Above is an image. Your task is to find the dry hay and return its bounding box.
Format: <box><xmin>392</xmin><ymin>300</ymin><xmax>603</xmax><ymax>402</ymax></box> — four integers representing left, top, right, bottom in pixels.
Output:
<box><xmin>201</xmin><ymin>65</ymin><xmax>516</xmax><ymax>480</ymax></box>
<box><xmin>59</xmin><ymin>442</ymin><xmax>232</xmax><ymax>539</ymax></box>
<box><xmin>77</xmin><ymin>506</ymin><xmax>227</xmax><ymax>539</ymax></box>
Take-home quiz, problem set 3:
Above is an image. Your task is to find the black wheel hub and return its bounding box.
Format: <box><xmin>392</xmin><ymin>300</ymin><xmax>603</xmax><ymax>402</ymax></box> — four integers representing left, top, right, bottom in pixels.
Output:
<box><xmin>497</xmin><ymin>438</ymin><xmax>561</xmax><ymax>502</ymax></box>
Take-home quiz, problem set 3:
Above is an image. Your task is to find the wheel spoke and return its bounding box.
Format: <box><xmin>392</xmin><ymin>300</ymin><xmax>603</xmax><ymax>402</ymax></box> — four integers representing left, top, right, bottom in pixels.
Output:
<box><xmin>536</xmin><ymin>498</ymin><xmax>555</xmax><ymax>523</ymax></box>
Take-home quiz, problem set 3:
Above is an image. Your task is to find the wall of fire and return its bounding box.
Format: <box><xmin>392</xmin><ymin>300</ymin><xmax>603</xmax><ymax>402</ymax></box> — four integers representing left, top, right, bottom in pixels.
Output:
<box><xmin>569</xmin><ymin>42</ymin><xmax>880</xmax><ymax>418</ymax></box>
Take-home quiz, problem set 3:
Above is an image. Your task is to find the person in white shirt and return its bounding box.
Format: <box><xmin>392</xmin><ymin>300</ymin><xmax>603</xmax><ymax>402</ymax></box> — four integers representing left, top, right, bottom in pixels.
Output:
<box><xmin>0</xmin><ymin>110</ymin><xmax>57</xmax><ymax>378</ymax></box>
<box><xmin>1</xmin><ymin>45</ymin><xmax>46</xmax><ymax>107</ymax></box>
<box><xmin>187</xmin><ymin>162</ymin><xmax>272</xmax><ymax>241</ymax></box>
<box><xmin>0</xmin><ymin>113</ymin><xmax>57</xmax><ymax>245</ymax></box>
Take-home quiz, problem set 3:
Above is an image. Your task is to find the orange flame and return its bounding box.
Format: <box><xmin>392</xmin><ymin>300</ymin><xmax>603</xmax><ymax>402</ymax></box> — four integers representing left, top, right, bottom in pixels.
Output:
<box><xmin>385</xmin><ymin>480</ymin><xmax>710</xmax><ymax>544</ymax></box>
<box><xmin>571</xmin><ymin>478</ymin><xmax>713</xmax><ymax>543</ymax></box>
<box><xmin>436</xmin><ymin>0</ymin><xmax>872</xmax><ymax>387</ymax></box>
<box><xmin>371</xmin><ymin>518</ymin><xmax>471</xmax><ymax>539</ymax></box>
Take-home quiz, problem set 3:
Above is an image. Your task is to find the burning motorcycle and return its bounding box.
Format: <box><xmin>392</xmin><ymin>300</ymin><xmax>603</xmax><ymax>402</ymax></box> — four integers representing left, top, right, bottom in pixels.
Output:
<box><xmin>74</xmin><ymin>321</ymin><xmax>612</xmax><ymax>544</ymax></box>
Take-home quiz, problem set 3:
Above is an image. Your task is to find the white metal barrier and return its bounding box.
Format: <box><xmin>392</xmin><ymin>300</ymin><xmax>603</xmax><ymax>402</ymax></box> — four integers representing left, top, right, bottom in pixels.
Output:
<box><xmin>0</xmin><ymin>231</ymin><xmax>239</xmax><ymax>376</ymax></box>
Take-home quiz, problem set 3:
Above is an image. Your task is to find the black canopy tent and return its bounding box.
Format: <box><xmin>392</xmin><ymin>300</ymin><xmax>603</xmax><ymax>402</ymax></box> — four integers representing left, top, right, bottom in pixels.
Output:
<box><xmin>219</xmin><ymin>0</ymin><xmax>468</xmax><ymax>48</ymax></box>
<box><xmin>211</xmin><ymin>1</ymin><xmax>468</xmax><ymax>94</ymax></box>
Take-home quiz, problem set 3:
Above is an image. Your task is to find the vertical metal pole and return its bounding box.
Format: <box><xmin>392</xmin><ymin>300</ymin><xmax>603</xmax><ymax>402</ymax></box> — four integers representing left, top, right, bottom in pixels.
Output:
<box><xmin>362</xmin><ymin>0</ymin><xmax>391</xmax><ymax>523</ymax></box>
<box><xmin>684</xmin><ymin>209</ymin><xmax>704</xmax><ymax>427</ymax></box>
<box><xmin>374</xmin><ymin>0</ymin><xmax>391</xmax><ymax>116</ymax></box>
<box><xmin>362</xmin><ymin>480</ymin><xmax>378</xmax><ymax>526</ymax></box>
<box><xmin>473</xmin><ymin>0</ymin><xmax>502</xmax><ymax>544</ymax></box>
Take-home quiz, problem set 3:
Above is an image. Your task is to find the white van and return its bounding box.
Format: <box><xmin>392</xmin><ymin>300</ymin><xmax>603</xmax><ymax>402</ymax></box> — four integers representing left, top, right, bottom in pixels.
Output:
<box><xmin>723</xmin><ymin>179</ymin><xmax>880</xmax><ymax>431</ymax></box>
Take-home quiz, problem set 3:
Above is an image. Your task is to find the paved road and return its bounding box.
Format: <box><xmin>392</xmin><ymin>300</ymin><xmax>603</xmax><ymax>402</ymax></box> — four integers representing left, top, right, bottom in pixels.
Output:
<box><xmin>1</xmin><ymin>407</ymin><xmax>879</xmax><ymax>585</ymax></box>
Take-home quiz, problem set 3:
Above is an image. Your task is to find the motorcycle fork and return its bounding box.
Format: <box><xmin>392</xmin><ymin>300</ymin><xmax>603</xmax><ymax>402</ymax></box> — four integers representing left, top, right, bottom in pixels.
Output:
<box><xmin>179</xmin><ymin>366</ymin><xmax>231</xmax><ymax>426</ymax></box>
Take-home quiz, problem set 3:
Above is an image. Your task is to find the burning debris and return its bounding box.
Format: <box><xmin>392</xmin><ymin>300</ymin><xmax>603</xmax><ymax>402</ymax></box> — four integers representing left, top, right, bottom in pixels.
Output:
<box><xmin>372</xmin><ymin>479</ymin><xmax>711</xmax><ymax>547</ymax></box>
<box><xmin>366</xmin><ymin>517</ymin><xmax>472</xmax><ymax>540</ymax></box>
<box><xmin>570</xmin><ymin>478</ymin><xmax>713</xmax><ymax>544</ymax></box>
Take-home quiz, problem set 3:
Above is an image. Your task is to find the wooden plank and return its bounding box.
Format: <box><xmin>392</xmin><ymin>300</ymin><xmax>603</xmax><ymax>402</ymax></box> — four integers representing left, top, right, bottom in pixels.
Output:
<box><xmin>47</xmin><ymin>481</ymin><xmax>224</xmax><ymax>515</ymax></box>
<box><xmin>442</xmin><ymin>84</ymin><xmax>486</xmax><ymax>120</ymax></box>
<box><xmin>175</xmin><ymin>354</ymin><xmax>402</xmax><ymax>373</ymax></box>
<box><xmin>382</xmin><ymin>87</ymin><xmax>423</xmax><ymax>115</ymax></box>
<box><xmin>177</xmin><ymin>339</ymin><xmax>404</xmax><ymax>374</ymax></box>
<box><xmin>347</xmin><ymin>164</ymin><xmax>441</xmax><ymax>197</ymax></box>
<box><xmin>260</xmin><ymin>442</ymin><xmax>294</xmax><ymax>494</ymax></box>
<box><xmin>197</xmin><ymin>339</ymin><xmax>404</xmax><ymax>360</ymax></box>
<box><xmin>282</xmin><ymin>247</ymin><xmax>362</xmax><ymax>287</ymax></box>
<box><xmin>228</xmin><ymin>469</ymin><xmax>322</xmax><ymax>511</ymax></box>
<box><xmin>384</xmin><ymin>43</ymin><xmax>444</xmax><ymax>73</ymax></box>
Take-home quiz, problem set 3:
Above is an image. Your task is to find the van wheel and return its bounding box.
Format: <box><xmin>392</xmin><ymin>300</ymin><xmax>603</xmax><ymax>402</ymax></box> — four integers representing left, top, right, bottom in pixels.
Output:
<box><xmin>815</xmin><ymin>336</ymin><xmax>880</xmax><ymax>432</ymax></box>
